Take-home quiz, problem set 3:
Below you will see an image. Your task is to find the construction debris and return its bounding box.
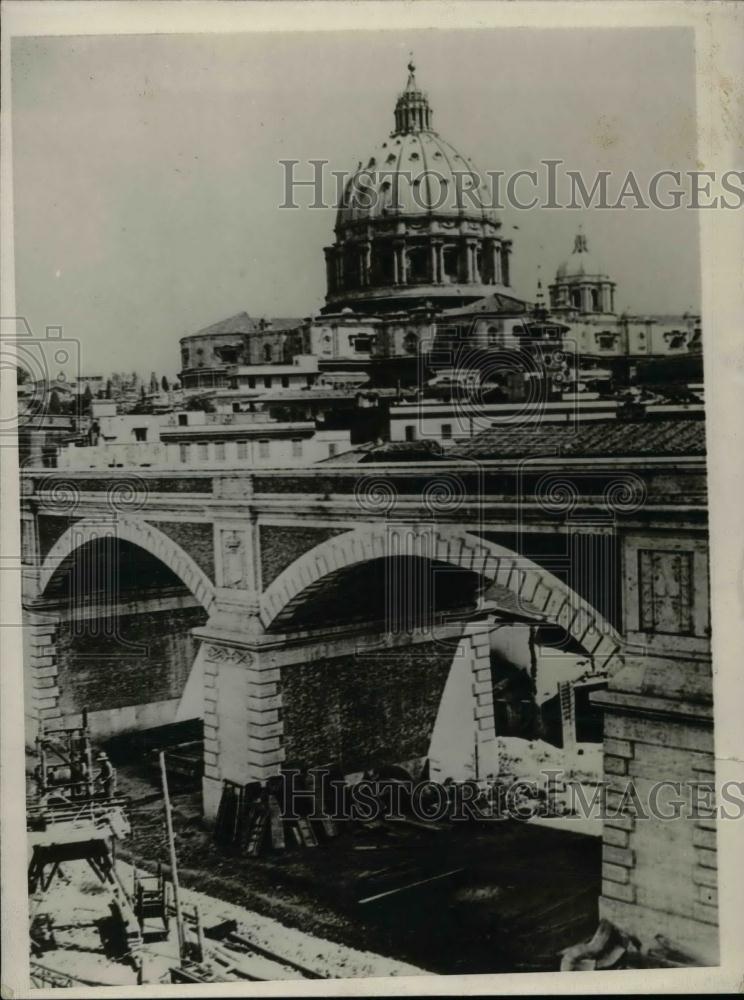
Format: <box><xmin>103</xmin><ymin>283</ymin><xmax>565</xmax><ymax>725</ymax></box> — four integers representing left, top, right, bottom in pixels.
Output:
<box><xmin>560</xmin><ymin>918</ymin><xmax>641</xmax><ymax>970</ymax></box>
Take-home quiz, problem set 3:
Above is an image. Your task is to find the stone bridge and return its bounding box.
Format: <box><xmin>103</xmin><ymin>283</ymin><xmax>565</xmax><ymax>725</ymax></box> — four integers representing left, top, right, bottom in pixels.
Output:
<box><xmin>19</xmin><ymin>452</ymin><xmax>715</xmax><ymax>961</ymax></box>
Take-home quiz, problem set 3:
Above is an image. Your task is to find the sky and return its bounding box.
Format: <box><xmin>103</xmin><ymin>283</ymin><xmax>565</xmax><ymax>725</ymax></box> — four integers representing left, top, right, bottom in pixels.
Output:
<box><xmin>11</xmin><ymin>27</ymin><xmax>700</xmax><ymax>380</ymax></box>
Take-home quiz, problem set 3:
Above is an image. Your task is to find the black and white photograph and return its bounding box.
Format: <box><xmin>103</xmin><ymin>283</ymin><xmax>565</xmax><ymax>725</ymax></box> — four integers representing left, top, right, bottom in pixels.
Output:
<box><xmin>1</xmin><ymin>1</ymin><xmax>742</xmax><ymax>994</ymax></box>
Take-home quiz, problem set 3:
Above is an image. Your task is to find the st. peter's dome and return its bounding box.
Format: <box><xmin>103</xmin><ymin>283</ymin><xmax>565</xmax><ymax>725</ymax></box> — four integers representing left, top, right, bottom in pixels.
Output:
<box><xmin>322</xmin><ymin>61</ymin><xmax>512</xmax><ymax>314</ymax></box>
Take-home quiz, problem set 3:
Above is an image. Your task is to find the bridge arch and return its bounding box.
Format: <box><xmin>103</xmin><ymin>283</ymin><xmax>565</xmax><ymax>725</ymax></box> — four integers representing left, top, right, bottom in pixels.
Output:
<box><xmin>39</xmin><ymin>518</ymin><xmax>217</xmax><ymax>613</ymax></box>
<box><xmin>259</xmin><ymin>523</ymin><xmax>622</xmax><ymax>670</ymax></box>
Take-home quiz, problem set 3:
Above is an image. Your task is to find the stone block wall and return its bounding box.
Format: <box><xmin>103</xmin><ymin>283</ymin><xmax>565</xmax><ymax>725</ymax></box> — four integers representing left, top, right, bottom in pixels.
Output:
<box><xmin>23</xmin><ymin>610</ymin><xmax>62</xmax><ymax>744</ymax></box>
<box><xmin>259</xmin><ymin>525</ymin><xmax>349</xmax><ymax>588</ymax></box>
<box><xmin>54</xmin><ymin>604</ymin><xmax>207</xmax><ymax>730</ymax></box>
<box><xmin>597</xmin><ymin>698</ymin><xmax>717</xmax><ymax>964</ymax></box>
<box><xmin>149</xmin><ymin>520</ymin><xmax>216</xmax><ymax>581</ymax></box>
<box><xmin>281</xmin><ymin>639</ymin><xmax>457</xmax><ymax>773</ymax></box>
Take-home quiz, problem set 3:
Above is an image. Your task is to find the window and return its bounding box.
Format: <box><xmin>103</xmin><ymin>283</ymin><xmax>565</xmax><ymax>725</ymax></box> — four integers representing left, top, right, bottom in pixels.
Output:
<box><xmin>306</xmin><ymin>375</ymin><xmax>313</xmax><ymax>387</ymax></box>
<box><xmin>665</xmin><ymin>330</ymin><xmax>686</xmax><ymax>349</ymax></box>
<box><xmin>133</xmin><ymin>427</ymin><xmax>148</xmax><ymax>442</ymax></box>
<box><xmin>258</xmin><ymin>439</ymin><xmax>270</xmax><ymax>459</ymax></box>
<box><xmin>405</xmin><ymin>425</ymin><xmax>417</xmax><ymax>442</ymax></box>
<box><xmin>215</xmin><ymin>442</ymin><xmax>226</xmax><ymax>460</ymax></box>
<box><xmin>443</xmin><ymin>245</ymin><xmax>459</xmax><ymax>283</ymax></box>
<box><xmin>351</xmin><ymin>335</ymin><xmax>373</xmax><ymax>353</ymax></box>
<box><xmin>263</xmin><ymin>375</ymin><xmax>272</xmax><ymax>388</ymax></box>
<box><xmin>179</xmin><ymin>443</ymin><xmax>190</xmax><ymax>463</ymax></box>
<box><xmin>292</xmin><ymin>438</ymin><xmax>303</xmax><ymax>458</ymax></box>
<box><xmin>198</xmin><ymin>442</ymin><xmax>209</xmax><ymax>461</ymax></box>
<box><xmin>263</xmin><ymin>344</ymin><xmax>273</xmax><ymax>363</ymax></box>
<box><xmin>405</xmin><ymin>247</ymin><xmax>429</xmax><ymax>284</ymax></box>
<box><xmin>328</xmin><ymin>442</ymin><xmax>338</xmax><ymax>457</ymax></box>
<box><xmin>178</xmin><ymin>413</ymin><xmax>188</xmax><ymax>426</ymax></box>
<box><xmin>281</xmin><ymin>375</ymin><xmax>290</xmax><ymax>388</ymax></box>
<box><xmin>441</xmin><ymin>423</ymin><xmax>453</xmax><ymax>440</ymax></box>
<box><xmin>248</xmin><ymin>376</ymin><xmax>256</xmax><ymax>389</ymax></box>
<box><xmin>596</xmin><ymin>332</ymin><xmax>617</xmax><ymax>351</ymax></box>
<box><xmin>236</xmin><ymin>440</ymin><xmax>248</xmax><ymax>460</ymax></box>
<box><xmin>232</xmin><ymin>402</ymin><xmax>241</xmax><ymax>413</ymax></box>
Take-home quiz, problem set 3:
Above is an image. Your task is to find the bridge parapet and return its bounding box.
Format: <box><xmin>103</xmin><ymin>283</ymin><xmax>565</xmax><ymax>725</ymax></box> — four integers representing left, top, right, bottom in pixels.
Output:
<box><xmin>20</xmin><ymin>456</ymin><xmax>708</xmax><ymax>516</ymax></box>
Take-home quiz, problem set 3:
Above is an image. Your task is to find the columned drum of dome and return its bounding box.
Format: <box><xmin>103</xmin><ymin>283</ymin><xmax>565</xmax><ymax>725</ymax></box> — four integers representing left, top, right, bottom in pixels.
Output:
<box><xmin>322</xmin><ymin>62</ymin><xmax>512</xmax><ymax>314</ymax></box>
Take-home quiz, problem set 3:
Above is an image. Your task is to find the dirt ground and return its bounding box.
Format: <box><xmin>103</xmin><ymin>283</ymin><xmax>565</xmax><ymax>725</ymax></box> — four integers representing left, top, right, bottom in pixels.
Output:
<box><xmin>112</xmin><ymin>757</ymin><xmax>602</xmax><ymax>975</ymax></box>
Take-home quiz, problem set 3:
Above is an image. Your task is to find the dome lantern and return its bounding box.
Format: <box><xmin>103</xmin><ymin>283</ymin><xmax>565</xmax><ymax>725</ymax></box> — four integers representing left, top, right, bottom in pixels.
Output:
<box><xmin>393</xmin><ymin>57</ymin><xmax>433</xmax><ymax>135</ymax></box>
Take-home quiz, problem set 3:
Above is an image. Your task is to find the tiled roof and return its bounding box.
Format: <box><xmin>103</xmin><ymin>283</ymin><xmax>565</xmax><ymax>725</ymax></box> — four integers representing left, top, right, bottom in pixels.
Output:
<box><xmin>450</xmin><ymin>418</ymin><xmax>706</xmax><ymax>460</ymax></box>
<box><xmin>365</xmin><ymin>440</ymin><xmax>444</xmax><ymax>458</ymax></box>
<box><xmin>441</xmin><ymin>292</ymin><xmax>530</xmax><ymax>317</ymax></box>
<box><xmin>187</xmin><ymin>312</ymin><xmax>302</xmax><ymax>338</ymax></box>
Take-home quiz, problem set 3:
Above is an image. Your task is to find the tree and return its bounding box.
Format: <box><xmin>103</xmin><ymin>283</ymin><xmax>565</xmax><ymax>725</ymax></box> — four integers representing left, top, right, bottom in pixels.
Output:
<box><xmin>105</xmin><ymin>379</ymin><xmax>113</xmax><ymax>399</ymax></box>
<box><xmin>81</xmin><ymin>384</ymin><xmax>93</xmax><ymax>414</ymax></box>
<box><xmin>48</xmin><ymin>389</ymin><xmax>61</xmax><ymax>415</ymax></box>
<box><xmin>140</xmin><ymin>384</ymin><xmax>146</xmax><ymax>402</ymax></box>
<box><xmin>185</xmin><ymin>394</ymin><xmax>214</xmax><ymax>413</ymax></box>
<box><xmin>161</xmin><ymin>375</ymin><xmax>170</xmax><ymax>392</ymax></box>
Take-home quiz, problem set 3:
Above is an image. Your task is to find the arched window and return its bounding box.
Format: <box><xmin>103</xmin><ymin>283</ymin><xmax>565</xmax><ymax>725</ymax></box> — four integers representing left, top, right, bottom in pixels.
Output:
<box><xmin>263</xmin><ymin>344</ymin><xmax>273</xmax><ymax>363</ymax></box>
<box><xmin>403</xmin><ymin>331</ymin><xmax>418</xmax><ymax>354</ymax></box>
<box><xmin>442</xmin><ymin>245</ymin><xmax>459</xmax><ymax>284</ymax></box>
<box><xmin>474</xmin><ymin>246</ymin><xmax>483</xmax><ymax>282</ymax></box>
<box><xmin>591</xmin><ymin>288</ymin><xmax>600</xmax><ymax>312</ymax></box>
<box><xmin>373</xmin><ymin>244</ymin><xmax>395</xmax><ymax>284</ymax></box>
<box><xmin>405</xmin><ymin>246</ymin><xmax>429</xmax><ymax>284</ymax></box>
<box><xmin>571</xmin><ymin>289</ymin><xmax>581</xmax><ymax>310</ymax></box>
<box><xmin>343</xmin><ymin>245</ymin><xmax>360</xmax><ymax>289</ymax></box>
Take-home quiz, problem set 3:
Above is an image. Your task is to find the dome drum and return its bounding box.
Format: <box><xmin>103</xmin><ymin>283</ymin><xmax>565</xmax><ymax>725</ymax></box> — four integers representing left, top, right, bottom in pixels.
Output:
<box><xmin>324</xmin><ymin>231</ymin><xmax>511</xmax><ymax>311</ymax></box>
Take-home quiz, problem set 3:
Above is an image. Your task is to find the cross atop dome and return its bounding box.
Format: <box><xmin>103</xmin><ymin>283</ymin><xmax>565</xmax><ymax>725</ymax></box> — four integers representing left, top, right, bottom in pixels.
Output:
<box><xmin>394</xmin><ymin>56</ymin><xmax>433</xmax><ymax>134</ymax></box>
<box><xmin>573</xmin><ymin>227</ymin><xmax>589</xmax><ymax>254</ymax></box>
<box><xmin>406</xmin><ymin>54</ymin><xmax>417</xmax><ymax>88</ymax></box>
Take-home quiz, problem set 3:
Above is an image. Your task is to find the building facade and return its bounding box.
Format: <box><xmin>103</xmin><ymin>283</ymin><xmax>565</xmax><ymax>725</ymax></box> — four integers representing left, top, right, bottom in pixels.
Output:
<box><xmin>179</xmin><ymin>312</ymin><xmax>304</xmax><ymax>392</ymax></box>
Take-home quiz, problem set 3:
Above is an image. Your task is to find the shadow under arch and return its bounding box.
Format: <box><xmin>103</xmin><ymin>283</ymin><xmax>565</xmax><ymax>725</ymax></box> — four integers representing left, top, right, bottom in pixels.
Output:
<box><xmin>259</xmin><ymin>523</ymin><xmax>623</xmax><ymax>670</ymax></box>
<box><xmin>38</xmin><ymin>517</ymin><xmax>216</xmax><ymax>612</ymax></box>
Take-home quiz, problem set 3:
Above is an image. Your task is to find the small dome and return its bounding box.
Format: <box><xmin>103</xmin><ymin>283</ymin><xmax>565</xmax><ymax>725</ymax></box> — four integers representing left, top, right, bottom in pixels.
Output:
<box><xmin>555</xmin><ymin>231</ymin><xmax>608</xmax><ymax>281</ymax></box>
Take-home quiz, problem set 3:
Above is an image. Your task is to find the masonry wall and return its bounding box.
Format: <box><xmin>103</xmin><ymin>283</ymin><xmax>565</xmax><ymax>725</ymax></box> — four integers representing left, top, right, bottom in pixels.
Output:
<box><xmin>281</xmin><ymin>640</ymin><xmax>457</xmax><ymax>773</ymax></box>
<box><xmin>259</xmin><ymin>525</ymin><xmax>349</xmax><ymax>588</ymax></box>
<box><xmin>148</xmin><ymin>521</ymin><xmax>215</xmax><ymax>581</ymax></box>
<box><xmin>599</xmin><ymin>709</ymin><xmax>718</xmax><ymax>963</ymax></box>
<box><xmin>56</xmin><ymin>604</ymin><xmax>208</xmax><ymax>721</ymax></box>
